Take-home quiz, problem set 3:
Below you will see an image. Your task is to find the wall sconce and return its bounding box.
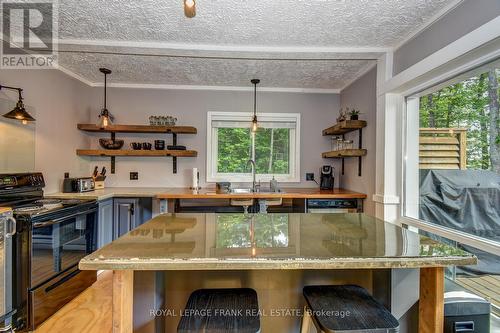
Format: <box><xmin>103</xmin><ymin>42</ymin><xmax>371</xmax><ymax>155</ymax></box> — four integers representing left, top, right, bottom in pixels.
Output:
<box><xmin>0</xmin><ymin>84</ymin><xmax>36</xmax><ymax>125</ymax></box>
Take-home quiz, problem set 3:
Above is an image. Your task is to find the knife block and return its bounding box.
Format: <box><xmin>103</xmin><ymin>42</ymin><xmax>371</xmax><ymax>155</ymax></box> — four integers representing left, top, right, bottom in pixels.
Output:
<box><xmin>94</xmin><ymin>180</ymin><xmax>105</xmax><ymax>189</ymax></box>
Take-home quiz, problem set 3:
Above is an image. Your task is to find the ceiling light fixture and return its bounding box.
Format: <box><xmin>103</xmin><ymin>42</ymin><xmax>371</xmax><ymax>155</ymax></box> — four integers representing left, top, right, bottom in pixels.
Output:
<box><xmin>0</xmin><ymin>84</ymin><xmax>36</xmax><ymax>125</ymax></box>
<box><xmin>251</xmin><ymin>79</ymin><xmax>260</xmax><ymax>133</ymax></box>
<box><xmin>98</xmin><ymin>68</ymin><xmax>114</xmax><ymax>129</ymax></box>
<box><xmin>184</xmin><ymin>0</ymin><xmax>196</xmax><ymax>18</ymax></box>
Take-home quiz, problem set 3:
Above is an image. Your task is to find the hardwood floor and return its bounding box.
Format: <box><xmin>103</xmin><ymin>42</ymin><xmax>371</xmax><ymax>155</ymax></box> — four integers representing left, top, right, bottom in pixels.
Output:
<box><xmin>35</xmin><ymin>271</ymin><xmax>112</xmax><ymax>333</ymax></box>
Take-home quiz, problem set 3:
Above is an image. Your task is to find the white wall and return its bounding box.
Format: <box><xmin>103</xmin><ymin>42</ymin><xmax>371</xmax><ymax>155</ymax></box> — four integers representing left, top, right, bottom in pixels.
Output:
<box><xmin>85</xmin><ymin>87</ymin><xmax>340</xmax><ymax>188</ymax></box>
<box><xmin>339</xmin><ymin>67</ymin><xmax>377</xmax><ymax>215</ymax></box>
<box><xmin>0</xmin><ymin>69</ymin><xmax>92</xmax><ymax>193</ymax></box>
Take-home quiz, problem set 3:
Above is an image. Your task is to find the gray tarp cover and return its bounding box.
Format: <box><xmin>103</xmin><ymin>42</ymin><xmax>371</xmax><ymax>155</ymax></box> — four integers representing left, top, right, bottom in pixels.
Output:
<box><xmin>419</xmin><ymin>169</ymin><xmax>500</xmax><ymax>275</ymax></box>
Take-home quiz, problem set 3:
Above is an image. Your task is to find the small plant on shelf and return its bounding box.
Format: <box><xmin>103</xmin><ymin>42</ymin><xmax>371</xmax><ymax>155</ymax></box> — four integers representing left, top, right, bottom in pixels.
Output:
<box><xmin>349</xmin><ymin>109</ymin><xmax>361</xmax><ymax>120</ymax></box>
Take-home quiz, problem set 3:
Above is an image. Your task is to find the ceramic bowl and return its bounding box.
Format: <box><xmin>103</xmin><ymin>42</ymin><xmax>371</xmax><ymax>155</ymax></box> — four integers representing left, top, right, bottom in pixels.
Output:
<box><xmin>99</xmin><ymin>139</ymin><xmax>124</xmax><ymax>150</ymax></box>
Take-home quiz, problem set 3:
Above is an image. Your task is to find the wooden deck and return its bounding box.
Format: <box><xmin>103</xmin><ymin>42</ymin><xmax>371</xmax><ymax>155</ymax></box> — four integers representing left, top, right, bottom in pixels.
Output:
<box><xmin>456</xmin><ymin>275</ymin><xmax>500</xmax><ymax>316</ymax></box>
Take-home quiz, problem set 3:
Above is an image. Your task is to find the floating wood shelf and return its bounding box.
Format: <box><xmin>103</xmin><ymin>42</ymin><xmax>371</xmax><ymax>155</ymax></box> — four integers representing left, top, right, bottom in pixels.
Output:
<box><xmin>322</xmin><ymin>120</ymin><xmax>367</xmax><ymax>136</ymax></box>
<box><xmin>77</xmin><ymin>150</ymin><xmax>198</xmax><ymax>157</ymax></box>
<box><xmin>77</xmin><ymin>123</ymin><xmax>198</xmax><ymax>174</ymax></box>
<box><xmin>77</xmin><ymin>124</ymin><xmax>197</xmax><ymax>134</ymax></box>
<box><xmin>322</xmin><ymin>120</ymin><xmax>367</xmax><ymax>176</ymax></box>
<box><xmin>322</xmin><ymin>149</ymin><xmax>367</xmax><ymax>158</ymax></box>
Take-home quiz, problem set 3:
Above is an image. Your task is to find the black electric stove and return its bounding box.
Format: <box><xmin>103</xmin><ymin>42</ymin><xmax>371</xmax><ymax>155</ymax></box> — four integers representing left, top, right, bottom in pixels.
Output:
<box><xmin>0</xmin><ymin>173</ymin><xmax>98</xmax><ymax>332</ymax></box>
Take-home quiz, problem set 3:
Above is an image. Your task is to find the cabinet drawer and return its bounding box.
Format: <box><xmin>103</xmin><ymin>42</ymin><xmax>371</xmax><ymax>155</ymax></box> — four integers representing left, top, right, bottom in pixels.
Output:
<box><xmin>29</xmin><ymin>267</ymin><xmax>96</xmax><ymax>330</ymax></box>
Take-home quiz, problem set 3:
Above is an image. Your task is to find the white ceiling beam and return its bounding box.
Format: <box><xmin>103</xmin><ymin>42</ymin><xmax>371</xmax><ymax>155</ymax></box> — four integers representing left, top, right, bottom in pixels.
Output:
<box><xmin>56</xmin><ymin>38</ymin><xmax>387</xmax><ymax>60</ymax></box>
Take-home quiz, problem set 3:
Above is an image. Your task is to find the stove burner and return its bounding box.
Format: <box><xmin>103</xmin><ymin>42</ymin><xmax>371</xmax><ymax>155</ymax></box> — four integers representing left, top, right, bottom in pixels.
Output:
<box><xmin>35</xmin><ymin>199</ymin><xmax>62</xmax><ymax>205</ymax></box>
<box><xmin>34</xmin><ymin>199</ymin><xmax>64</xmax><ymax>210</ymax></box>
<box><xmin>14</xmin><ymin>205</ymin><xmax>44</xmax><ymax>213</ymax></box>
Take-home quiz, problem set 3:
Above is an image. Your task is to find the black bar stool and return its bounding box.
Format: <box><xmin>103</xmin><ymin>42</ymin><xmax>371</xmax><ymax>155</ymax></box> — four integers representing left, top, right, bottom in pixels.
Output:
<box><xmin>301</xmin><ymin>285</ymin><xmax>400</xmax><ymax>333</ymax></box>
<box><xmin>177</xmin><ymin>288</ymin><xmax>261</xmax><ymax>333</ymax></box>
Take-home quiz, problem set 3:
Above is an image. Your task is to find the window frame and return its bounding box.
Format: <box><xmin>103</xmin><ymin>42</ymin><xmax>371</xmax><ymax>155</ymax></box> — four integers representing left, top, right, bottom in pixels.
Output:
<box><xmin>400</xmin><ymin>59</ymin><xmax>500</xmax><ymax>254</ymax></box>
<box><xmin>206</xmin><ymin>111</ymin><xmax>301</xmax><ymax>183</ymax></box>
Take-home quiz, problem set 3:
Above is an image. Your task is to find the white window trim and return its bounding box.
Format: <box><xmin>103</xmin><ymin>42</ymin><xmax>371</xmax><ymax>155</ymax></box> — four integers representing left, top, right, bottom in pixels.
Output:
<box><xmin>206</xmin><ymin>112</ymin><xmax>301</xmax><ymax>183</ymax></box>
<box><xmin>401</xmin><ymin>64</ymin><xmax>500</xmax><ymax>255</ymax></box>
<box><xmin>374</xmin><ymin>18</ymin><xmax>500</xmax><ymax>254</ymax></box>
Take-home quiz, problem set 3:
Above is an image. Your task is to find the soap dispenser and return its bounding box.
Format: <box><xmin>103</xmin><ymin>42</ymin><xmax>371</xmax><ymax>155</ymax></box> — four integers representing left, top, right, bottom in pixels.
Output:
<box><xmin>270</xmin><ymin>176</ymin><xmax>278</xmax><ymax>192</ymax></box>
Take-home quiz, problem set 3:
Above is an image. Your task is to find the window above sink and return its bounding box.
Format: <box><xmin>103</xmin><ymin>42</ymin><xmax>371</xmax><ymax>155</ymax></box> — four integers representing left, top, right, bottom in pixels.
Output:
<box><xmin>207</xmin><ymin>112</ymin><xmax>300</xmax><ymax>183</ymax></box>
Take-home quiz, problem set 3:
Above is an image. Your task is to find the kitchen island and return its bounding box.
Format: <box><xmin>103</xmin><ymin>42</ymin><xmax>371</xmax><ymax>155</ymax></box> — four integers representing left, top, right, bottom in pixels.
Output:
<box><xmin>79</xmin><ymin>213</ymin><xmax>475</xmax><ymax>333</ymax></box>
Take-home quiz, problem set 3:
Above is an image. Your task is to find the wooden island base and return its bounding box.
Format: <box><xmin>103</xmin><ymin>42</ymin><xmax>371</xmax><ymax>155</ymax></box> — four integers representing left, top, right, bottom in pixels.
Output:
<box><xmin>110</xmin><ymin>268</ymin><xmax>445</xmax><ymax>333</ymax></box>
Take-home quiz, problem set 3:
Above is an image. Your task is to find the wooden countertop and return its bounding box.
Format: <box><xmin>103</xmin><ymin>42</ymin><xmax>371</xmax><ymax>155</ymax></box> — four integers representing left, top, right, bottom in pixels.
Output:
<box><xmin>0</xmin><ymin>207</ymin><xmax>12</xmax><ymax>214</ymax></box>
<box><xmin>46</xmin><ymin>187</ymin><xmax>367</xmax><ymax>200</ymax></box>
<box><xmin>156</xmin><ymin>188</ymin><xmax>367</xmax><ymax>199</ymax></box>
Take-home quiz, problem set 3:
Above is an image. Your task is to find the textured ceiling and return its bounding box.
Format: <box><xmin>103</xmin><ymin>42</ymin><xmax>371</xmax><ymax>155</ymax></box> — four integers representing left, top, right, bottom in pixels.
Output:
<box><xmin>58</xmin><ymin>53</ymin><xmax>375</xmax><ymax>90</ymax></box>
<box><xmin>58</xmin><ymin>0</ymin><xmax>456</xmax><ymax>47</ymax></box>
<box><xmin>50</xmin><ymin>0</ymin><xmax>458</xmax><ymax>89</ymax></box>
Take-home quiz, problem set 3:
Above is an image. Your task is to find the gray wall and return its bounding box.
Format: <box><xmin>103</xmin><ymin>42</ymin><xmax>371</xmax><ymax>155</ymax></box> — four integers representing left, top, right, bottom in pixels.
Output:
<box><xmin>393</xmin><ymin>0</ymin><xmax>500</xmax><ymax>75</ymax></box>
<box><xmin>339</xmin><ymin>67</ymin><xmax>377</xmax><ymax>216</ymax></box>
<box><xmin>86</xmin><ymin>87</ymin><xmax>339</xmax><ymax>188</ymax></box>
<box><xmin>0</xmin><ymin>69</ymin><xmax>91</xmax><ymax>193</ymax></box>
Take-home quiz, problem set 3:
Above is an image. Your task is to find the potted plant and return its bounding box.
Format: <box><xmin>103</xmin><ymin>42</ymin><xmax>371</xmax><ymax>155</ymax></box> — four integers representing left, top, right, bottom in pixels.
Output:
<box><xmin>349</xmin><ymin>109</ymin><xmax>360</xmax><ymax>120</ymax></box>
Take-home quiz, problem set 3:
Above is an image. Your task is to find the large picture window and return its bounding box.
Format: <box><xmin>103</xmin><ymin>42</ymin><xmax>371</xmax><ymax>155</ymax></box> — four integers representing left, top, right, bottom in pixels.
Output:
<box><xmin>404</xmin><ymin>59</ymin><xmax>500</xmax><ymax>245</ymax></box>
<box><xmin>207</xmin><ymin>112</ymin><xmax>300</xmax><ymax>182</ymax></box>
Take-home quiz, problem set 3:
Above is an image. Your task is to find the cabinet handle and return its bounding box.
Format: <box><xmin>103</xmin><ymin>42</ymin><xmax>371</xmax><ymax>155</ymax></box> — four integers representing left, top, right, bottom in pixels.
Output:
<box><xmin>129</xmin><ymin>204</ymin><xmax>135</xmax><ymax>216</ymax></box>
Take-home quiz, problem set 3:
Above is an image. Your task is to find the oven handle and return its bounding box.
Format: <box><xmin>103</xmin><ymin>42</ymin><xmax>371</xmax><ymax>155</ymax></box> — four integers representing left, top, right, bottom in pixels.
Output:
<box><xmin>44</xmin><ymin>268</ymin><xmax>81</xmax><ymax>293</ymax></box>
<box><xmin>5</xmin><ymin>216</ymin><xmax>16</xmax><ymax>237</ymax></box>
<box><xmin>33</xmin><ymin>208</ymin><xmax>97</xmax><ymax>228</ymax></box>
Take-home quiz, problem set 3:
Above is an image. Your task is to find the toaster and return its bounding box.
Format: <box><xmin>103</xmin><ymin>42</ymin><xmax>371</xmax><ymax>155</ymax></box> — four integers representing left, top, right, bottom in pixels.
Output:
<box><xmin>62</xmin><ymin>177</ymin><xmax>95</xmax><ymax>193</ymax></box>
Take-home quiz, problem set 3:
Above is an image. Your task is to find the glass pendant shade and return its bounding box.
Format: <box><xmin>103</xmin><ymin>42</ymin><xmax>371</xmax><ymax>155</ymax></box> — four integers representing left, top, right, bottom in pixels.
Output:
<box><xmin>184</xmin><ymin>0</ymin><xmax>196</xmax><ymax>17</ymax></box>
<box><xmin>252</xmin><ymin>115</ymin><xmax>258</xmax><ymax>133</ymax></box>
<box><xmin>98</xmin><ymin>109</ymin><xmax>113</xmax><ymax>129</ymax></box>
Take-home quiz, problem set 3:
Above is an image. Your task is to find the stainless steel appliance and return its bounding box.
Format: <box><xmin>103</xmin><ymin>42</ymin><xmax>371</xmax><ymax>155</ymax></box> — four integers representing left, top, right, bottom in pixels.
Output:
<box><xmin>320</xmin><ymin>166</ymin><xmax>334</xmax><ymax>190</ymax></box>
<box><xmin>307</xmin><ymin>199</ymin><xmax>360</xmax><ymax>213</ymax></box>
<box><xmin>0</xmin><ymin>208</ymin><xmax>16</xmax><ymax>332</ymax></box>
<box><xmin>0</xmin><ymin>173</ymin><xmax>97</xmax><ymax>331</ymax></box>
<box><xmin>62</xmin><ymin>177</ymin><xmax>95</xmax><ymax>193</ymax></box>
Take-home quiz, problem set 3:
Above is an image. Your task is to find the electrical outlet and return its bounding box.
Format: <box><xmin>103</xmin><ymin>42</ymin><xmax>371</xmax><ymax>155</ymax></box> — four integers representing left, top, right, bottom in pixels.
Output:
<box><xmin>306</xmin><ymin>173</ymin><xmax>315</xmax><ymax>181</ymax></box>
<box><xmin>130</xmin><ymin>172</ymin><xmax>139</xmax><ymax>180</ymax></box>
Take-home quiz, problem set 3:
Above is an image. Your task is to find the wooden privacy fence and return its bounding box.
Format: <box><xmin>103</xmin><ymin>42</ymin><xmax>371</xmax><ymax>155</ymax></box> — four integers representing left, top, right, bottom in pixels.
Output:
<box><xmin>419</xmin><ymin>128</ymin><xmax>467</xmax><ymax>170</ymax></box>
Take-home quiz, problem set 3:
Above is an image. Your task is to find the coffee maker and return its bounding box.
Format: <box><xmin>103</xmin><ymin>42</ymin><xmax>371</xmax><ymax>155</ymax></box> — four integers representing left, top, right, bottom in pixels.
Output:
<box><xmin>320</xmin><ymin>165</ymin><xmax>334</xmax><ymax>190</ymax></box>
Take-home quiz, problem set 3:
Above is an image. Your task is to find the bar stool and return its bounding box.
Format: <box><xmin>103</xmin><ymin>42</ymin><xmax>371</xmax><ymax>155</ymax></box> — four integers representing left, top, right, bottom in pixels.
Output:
<box><xmin>301</xmin><ymin>285</ymin><xmax>400</xmax><ymax>333</ymax></box>
<box><xmin>177</xmin><ymin>288</ymin><xmax>261</xmax><ymax>333</ymax></box>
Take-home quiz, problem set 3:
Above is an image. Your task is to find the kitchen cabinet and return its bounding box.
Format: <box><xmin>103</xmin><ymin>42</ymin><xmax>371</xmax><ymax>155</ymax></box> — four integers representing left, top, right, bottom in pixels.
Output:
<box><xmin>113</xmin><ymin>198</ymin><xmax>152</xmax><ymax>239</ymax></box>
<box><xmin>97</xmin><ymin>199</ymin><xmax>113</xmax><ymax>248</ymax></box>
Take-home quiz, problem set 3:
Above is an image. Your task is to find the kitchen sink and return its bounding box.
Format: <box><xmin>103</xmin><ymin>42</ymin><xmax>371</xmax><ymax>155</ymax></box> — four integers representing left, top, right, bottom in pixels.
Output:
<box><xmin>230</xmin><ymin>188</ymin><xmax>253</xmax><ymax>194</ymax></box>
<box><xmin>229</xmin><ymin>188</ymin><xmax>284</xmax><ymax>194</ymax></box>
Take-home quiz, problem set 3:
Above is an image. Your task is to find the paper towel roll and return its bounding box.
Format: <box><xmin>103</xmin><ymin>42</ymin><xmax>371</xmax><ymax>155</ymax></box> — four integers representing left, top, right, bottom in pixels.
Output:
<box><xmin>192</xmin><ymin>168</ymin><xmax>198</xmax><ymax>189</ymax></box>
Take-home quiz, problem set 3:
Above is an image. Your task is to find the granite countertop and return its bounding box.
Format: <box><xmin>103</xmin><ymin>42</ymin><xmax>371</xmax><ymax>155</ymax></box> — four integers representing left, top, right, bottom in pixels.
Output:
<box><xmin>46</xmin><ymin>187</ymin><xmax>367</xmax><ymax>201</ymax></box>
<box><xmin>79</xmin><ymin>213</ymin><xmax>476</xmax><ymax>271</ymax></box>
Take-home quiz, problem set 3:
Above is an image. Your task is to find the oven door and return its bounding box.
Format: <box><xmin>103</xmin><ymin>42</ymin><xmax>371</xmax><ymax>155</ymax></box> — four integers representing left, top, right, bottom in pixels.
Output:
<box><xmin>30</xmin><ymin>208</ymin><xmax>97</xmax><ymax>288</ymax></box>
<box><xmin>29</xmin><ymin>265</ymin><xmax>96</xmax><ymax>330</ymax></box>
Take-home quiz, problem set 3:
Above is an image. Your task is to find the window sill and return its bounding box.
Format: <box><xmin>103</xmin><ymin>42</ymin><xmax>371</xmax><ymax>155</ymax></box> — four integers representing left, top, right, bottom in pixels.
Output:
<box><xmin>400</xmin><ymin>216</ymin><xmax>500</xmax><ymax>255</ymax></box>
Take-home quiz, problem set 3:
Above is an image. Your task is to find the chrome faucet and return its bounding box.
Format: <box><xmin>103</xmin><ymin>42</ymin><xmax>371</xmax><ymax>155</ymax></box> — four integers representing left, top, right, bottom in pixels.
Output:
<box><xmin>247</xmin><ymin>159</ymin><xmax>258</xmax><ymax>192</ymax></box>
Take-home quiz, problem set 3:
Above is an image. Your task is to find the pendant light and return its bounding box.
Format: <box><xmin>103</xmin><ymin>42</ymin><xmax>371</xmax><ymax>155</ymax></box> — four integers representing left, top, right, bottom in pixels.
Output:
<box><xmin>1</xmin><ymin>85</ymin><xmax>36</xmax><ymax>125</ymax></box>
<box><xmin>184</xmin><ymin>0</ymin><xmax>196</xmax><ymax>17</ymax></box>
<box><xmin>98</xmin><ymin>68</ymin><xmax>114</xmax><ymax>129</ymax></box>
<box><xmin>251</xmin><ymin>79</ymin><xmax>260</xmax><ymax>133</ymax></box>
